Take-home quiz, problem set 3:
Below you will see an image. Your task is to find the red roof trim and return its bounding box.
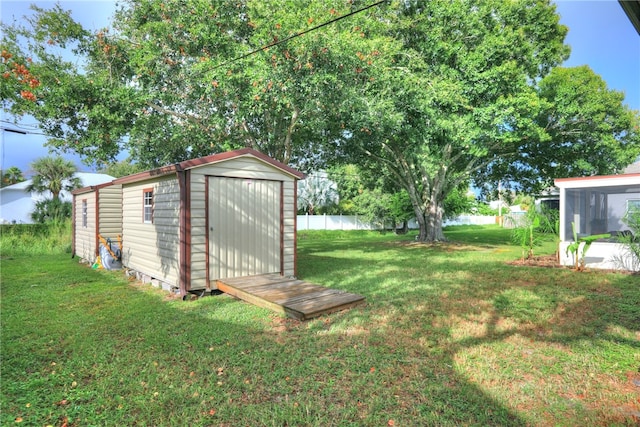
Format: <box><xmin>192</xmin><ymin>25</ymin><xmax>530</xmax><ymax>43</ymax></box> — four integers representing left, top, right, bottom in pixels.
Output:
<box><xmin>112</xmin><ymin>148</ymin><xmax>305</xmax><ymax>186</ymax></box>
<box><xmin>178</xmin><ymin>148</ymin><xmax>306</xmax><ymax>179</ymax></box>
<box><xmin>112</xmin><ymin>165</ymin><xmax>178</xmax><ymax>185</ymax></box>
<box><xmin>71</xmin><ymin>180</ymin><xmax>117</xmax><ymax>195</ymax></box>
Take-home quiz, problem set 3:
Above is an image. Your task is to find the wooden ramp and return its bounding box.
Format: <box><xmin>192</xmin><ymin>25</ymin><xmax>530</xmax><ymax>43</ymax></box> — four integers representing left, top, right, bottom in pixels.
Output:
<box><xmin>215</xmin><ymin>274</ymin><xmax>365</xmax><ymax>320</ymax></box>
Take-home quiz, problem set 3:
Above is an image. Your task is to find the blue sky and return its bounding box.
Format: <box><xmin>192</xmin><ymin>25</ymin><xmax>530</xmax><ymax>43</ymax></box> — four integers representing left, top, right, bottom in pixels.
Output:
<box><xmin>1</xmin><ymin>0</ymin><xmax>639</xmax><ymax>176</ymax></box>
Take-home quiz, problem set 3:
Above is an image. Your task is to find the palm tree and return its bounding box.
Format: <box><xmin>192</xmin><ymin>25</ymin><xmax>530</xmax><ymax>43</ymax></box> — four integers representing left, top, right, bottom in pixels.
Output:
<box><xmin>297</xmin><ymin>171</ymin><xmax>339</xmax><ymax>215</ymax></box>
<box><xmin>2</xmin><ymin>166</ymin><xmax>25</xmax><ymax>187</ymax></box>
<box><xmin>27</xmin><ymin>156</ymin><xmax>81</xmax><ymax>200</ymax></box>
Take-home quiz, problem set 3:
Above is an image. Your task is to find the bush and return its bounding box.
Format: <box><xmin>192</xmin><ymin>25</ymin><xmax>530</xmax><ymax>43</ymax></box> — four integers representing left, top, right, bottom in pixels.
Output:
<box><xmin>31</xmin><ymin>199</ymin><xmax>72</xmax><ymax>223</ymax></box>
<box><xmin>0</xmin><ymin>220</ymin><xmax>72</xmax><ymax>256</ymax></box>
<box><xmin>615</xmin><ymin>206</ymin><xmax>640</xmax><ymax>271</ymax></box>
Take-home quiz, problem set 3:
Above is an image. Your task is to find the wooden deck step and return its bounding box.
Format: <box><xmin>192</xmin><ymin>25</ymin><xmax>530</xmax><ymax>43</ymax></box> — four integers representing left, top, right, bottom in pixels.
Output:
<box><xmin>215</xmin><ymin>274</ymin><xmax>365</xmax><ymax>320</ymax></box>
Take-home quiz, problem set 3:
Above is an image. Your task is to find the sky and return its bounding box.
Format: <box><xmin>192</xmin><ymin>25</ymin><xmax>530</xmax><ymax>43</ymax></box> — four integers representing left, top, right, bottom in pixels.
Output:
<box><xmin>1</xmin><ymin>0</ymin><xmax>639</xmax><ymax>177</ymax></box>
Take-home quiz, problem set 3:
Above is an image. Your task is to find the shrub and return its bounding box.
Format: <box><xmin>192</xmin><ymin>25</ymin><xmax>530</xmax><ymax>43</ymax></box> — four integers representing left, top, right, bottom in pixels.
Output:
<box><xmin>0</xmin><ymin>220</ymin><xmax>72</xmax><ymax>256</ymax></box>
<box><xmin>614</xmin><ymin>206</ymin><xmax>640</xmax><ymax>271</ymax></box>
<box><xmin>30</xmin><ymin>199</ymin><xmax>72</xmax><ymax>223</ymax></box>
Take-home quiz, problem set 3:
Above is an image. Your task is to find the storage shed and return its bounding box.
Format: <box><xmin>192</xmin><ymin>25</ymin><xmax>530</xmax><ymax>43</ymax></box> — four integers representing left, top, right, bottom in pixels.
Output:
<box><xmin>71</xmin><ymin>181</ymin><xmax>123</xmax><ymax>263</ymax></box>
<box><xmin>112</xmin><ymin>148</ymin><xmax>305</xmax><ymax>296</ymax></box>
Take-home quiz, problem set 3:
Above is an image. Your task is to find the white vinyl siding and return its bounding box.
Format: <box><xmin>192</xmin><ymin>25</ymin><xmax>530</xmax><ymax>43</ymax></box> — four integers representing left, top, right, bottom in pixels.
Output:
<box><xmin>122</xmin><ymin>176</ymin><xmax>180</xmax><ymax>286</ymax></box>
<box><xmin>281</xmin><ymin>180</ymin><xmax>296</xmax><ymax>275</ymax></box>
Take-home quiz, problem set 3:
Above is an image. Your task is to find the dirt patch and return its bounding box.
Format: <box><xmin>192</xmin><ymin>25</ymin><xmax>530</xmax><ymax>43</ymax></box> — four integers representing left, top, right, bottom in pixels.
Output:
<box><xmin>391</xmin><ymin>240</ymin><xmax>488</xmax><ymax>252</ymax></box>
<box><xmin>507</xmin><ymin>254</ymin><xmax>563</xmax><ymax>269</ymax></box>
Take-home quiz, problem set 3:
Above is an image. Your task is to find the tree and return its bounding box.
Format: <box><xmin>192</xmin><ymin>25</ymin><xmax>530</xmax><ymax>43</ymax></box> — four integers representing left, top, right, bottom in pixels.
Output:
<box><xmin>327</xmin><ymin>164</ymin><xmax>364</xmax><ymax>215</ymax></box>
<box><xmin>480</xmin><ymin>65</ymin><xmax>640</xmax><ymax>193</ymax></box>
<box><xmin>1</xmin><ymin>4</ymin><xmax>134</xmax><ymax>166</ymax></box>
<box><xmin>4</xmin><ymin>1</ymin><xmax>637</xmax><ymax>243</ymax></box>
<box><xmin>442</xmin><ymin>185</ymin><xmax>475</xmax><ymax>220</ymax></box>
<box><xmin>1</xmin><ymin>1</ymin><xmax>382</xmax><ymax>169</ymax></box>
<box><xmin>2</xmin><ymin>166</ymin><xmax>25</xmax><ymax>187</ymax></box>
<box><xmin>341</xmin><ymin>0</ymin><xmax>571</xmax><ymax>241</ymax></box>
<box><xmin>31</xmin><ymin>198</ymin><xmax>72</xmax><ymax>223</ymax></box>
<box><xmin>297</xmin><ymin>171</ymin><xmax>339</xmax><ymax>215</ymax></box>
<box><xmin>27</xmin><ymin>156</ymin><xmax>81</xmax><ymax>200</ymax></box>
<box><xmin>98</xmin><ymin>160</ymin><xmax>144</xmax><ymax>178</ymax></box>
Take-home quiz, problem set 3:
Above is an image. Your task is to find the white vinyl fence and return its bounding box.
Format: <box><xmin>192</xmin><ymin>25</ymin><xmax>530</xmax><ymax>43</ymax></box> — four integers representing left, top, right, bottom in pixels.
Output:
<box><xmin>296</xmin><ymin>214</ymin><xmax>498</xmax><ymax>231</ymax></box>
<box><xmin>297</xmin><ymin>214</ymin><xmax>378</xmax><ymax>230</ymax></box>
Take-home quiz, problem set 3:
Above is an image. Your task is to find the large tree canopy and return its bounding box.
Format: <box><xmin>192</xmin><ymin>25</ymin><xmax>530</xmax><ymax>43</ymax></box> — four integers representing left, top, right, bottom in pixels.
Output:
<box><xmin>2</xmin><ymin>0</ymin><xmax>384</xmax><ymax>168</ymax></box>
<box><xmin>2</xmin><ymin>0</ymin><xmax>638</xmax><ymax>241</ymax></box>
<box><xmin>340</xmin><ymin>0</ymin><xmax>573</xmax><ymax>240</ymax></box>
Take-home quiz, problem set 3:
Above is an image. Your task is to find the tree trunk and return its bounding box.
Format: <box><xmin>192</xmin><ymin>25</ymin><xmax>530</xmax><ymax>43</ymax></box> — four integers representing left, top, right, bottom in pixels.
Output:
<box><xmin>424</xmin><ymin>201</ymin><xmax>446</xmax><ymax>241</ymax></box>
<box><xmin>411</xmin><ymin>184</ymin><xmax>447</xmax><ymax>242</ymax></box>
<box><xmin>395</xmin><ymin>220</ymin><xmax>409</xmax><ymax>235</ymax></box>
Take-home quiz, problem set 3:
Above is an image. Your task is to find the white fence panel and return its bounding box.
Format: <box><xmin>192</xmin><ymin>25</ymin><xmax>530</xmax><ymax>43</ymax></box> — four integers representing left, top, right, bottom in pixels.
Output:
<box><xmin>297</xmin><ymin>215</ymin><xmax>497</xmax><ymax>231</ymax></box>
<box><xmin>443</xmin><ymin>215</ymin><xmax>498</xmax><ymax>227</ymax></box>
<box><xmin>297</xmin><ymin>214</ymin><xmax>376</xmax><ymax>230</ymax></box>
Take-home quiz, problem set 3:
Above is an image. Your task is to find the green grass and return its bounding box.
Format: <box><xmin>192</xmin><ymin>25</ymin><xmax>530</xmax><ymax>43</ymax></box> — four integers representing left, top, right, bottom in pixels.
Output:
<box><xmin>1</xmin><ymin>225</ymin><xmax>638</xmax><ymax>426</ymax></box>
<box><xmin>0</xmin><ymin>221</ymin><xmax>72</xmax><ymax>256</ymax></box>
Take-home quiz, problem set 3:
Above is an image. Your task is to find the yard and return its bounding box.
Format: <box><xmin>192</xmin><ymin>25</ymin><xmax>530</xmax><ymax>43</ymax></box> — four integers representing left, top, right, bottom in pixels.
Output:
<box><xmin>1</xmin><ymin>225</ymin><xmax>638</xmax><ymax>426</ymax></box>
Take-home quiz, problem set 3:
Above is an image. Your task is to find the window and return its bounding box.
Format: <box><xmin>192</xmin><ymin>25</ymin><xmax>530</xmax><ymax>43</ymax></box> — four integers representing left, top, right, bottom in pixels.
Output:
<box><xmin>82</xmin><ymin>199</ymin><xmax>88</xmax><ymax>227</ymax></box>
<box><xmin>143</xmin><ymin>189</ymin><xmax>153</xmax><ymax>223</ymax></box>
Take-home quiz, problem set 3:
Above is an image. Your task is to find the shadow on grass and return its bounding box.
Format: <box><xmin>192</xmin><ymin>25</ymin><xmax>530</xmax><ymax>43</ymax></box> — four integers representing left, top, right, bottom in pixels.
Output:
<box><xmin>295</xmin><ymin>231</ymin><xmax>640</xmax><ymax>425</ymax></box>
<box><xmin>1</xmin><ymin>252</ymin><xmax>529</xmax><ymax>426</ymax></box>
<box><xmin>3</xmin><ymin>227</ymin><xmax>638</xmax><ymax>426</ymax></box>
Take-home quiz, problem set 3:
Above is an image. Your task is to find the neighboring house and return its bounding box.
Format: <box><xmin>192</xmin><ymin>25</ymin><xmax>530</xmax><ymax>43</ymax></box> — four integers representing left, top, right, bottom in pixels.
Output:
<box><xmin>73</xmin><ymin>148</ymin><xmax>305</xmax><ymax>297</ymax></box>
<box><xmin>0</xmin><ymin>172</ymin><xmax>114</xmax><ymax>224</ymax></box>
<box><xmin>623</xmin><ymin>160</ymin><xmax>640</xmax><ymax>174</ymax></box>
<box><xmin>555</xmin><ymin>172</ymin><xmax>640</xmax><ymax>271</ymax></box>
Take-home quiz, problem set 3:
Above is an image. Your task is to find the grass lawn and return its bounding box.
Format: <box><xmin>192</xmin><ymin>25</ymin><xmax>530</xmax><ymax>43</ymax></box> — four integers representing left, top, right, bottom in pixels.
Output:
<box><xmin>1</xmin><ymin>225</ymin><xmax>638</xmax><ymax>426</ymax></box>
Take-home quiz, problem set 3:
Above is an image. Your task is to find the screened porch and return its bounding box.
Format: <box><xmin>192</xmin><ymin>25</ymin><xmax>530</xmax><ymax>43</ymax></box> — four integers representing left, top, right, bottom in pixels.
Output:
<box><xmin>555</xmin><ymin>174</ymin><xmax>640</xmax><ymax>271</ymax></box>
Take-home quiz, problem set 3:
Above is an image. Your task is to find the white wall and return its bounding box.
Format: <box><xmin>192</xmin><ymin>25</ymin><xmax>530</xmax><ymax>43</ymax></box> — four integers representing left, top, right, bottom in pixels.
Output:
<box><xmin>559</xmin><ymin>241</ymin><xmax>639</xmax><ymax>272</ymax></box>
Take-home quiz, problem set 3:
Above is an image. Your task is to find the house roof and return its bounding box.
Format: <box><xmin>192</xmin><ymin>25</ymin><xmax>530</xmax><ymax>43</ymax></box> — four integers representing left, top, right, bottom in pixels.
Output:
<box><xmin>619</xmin><ymin>0</ymin><xmax>640</xmax><ymax>35</ymax></box>
<box><xmin>1</xmin><ymin>172</ymin><xmax>114</xmax><ymax>194</ymax></box>
<box><xmin>624</xmin><ymin>160</ymin><xmax>640</xmax><ymax>174</ymax></box>
<box><xmin>554</xmin><ymin>172</ymin><xmax>640</xmax><ymax>189</ymax></box>
<box><xmin>112</xmin><ymin>148</ymin><xmax>305</xmax><ymax>185</ymax></box>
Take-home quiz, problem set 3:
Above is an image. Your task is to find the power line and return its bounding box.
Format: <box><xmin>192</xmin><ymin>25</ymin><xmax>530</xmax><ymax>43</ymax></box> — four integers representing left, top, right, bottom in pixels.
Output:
<box><xmin>0</xmin><ymin>120</ymin><xmax>41</xmax><ymax>129</ymax></box>
<box><xmin>210</xmin><ymin>0</ymin><xmax>390</xmax><ymax>72</ymax></box>
<box><xmin>0</xmin><ymin>126</ymin><xmax>47</xmax><ymax>136</ymax></box>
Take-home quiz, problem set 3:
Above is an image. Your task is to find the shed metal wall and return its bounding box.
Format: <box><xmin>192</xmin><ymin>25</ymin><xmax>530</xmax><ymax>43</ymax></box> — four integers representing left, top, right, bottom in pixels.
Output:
<box><xmin>188</xmin><ymin>156</ymin><xmax>298</xmax><ymax>290</ymax></box>
<box><xmin>98</xmin><ymin>184</ymin><xmax>122</xmax><ymax>239</ymax></box>
<box><xmin>74</xmin><ymin>191</ymin><xmax>97</xmax><ymax>262</ymax></box>
<box><xmin>208</xmin><ymin>176</ymin><xmax>281</xmax><ymax>279</ymax></box>
<box><xmin>121</xmin><ymin>175</ymin><xmax>181</xmax><ymax>287</ymax></box>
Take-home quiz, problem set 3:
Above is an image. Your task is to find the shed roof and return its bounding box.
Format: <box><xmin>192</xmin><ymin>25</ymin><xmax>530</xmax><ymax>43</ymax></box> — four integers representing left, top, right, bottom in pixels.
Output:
<box><xmin>72</xmin><ymin>180</ymin><xmax>119</xmax><ymax>195</ymax></box>
<box><xmin>112</xmin><ymin>148</ymin><xmax>305</xmax><ymax>186</ymax></box>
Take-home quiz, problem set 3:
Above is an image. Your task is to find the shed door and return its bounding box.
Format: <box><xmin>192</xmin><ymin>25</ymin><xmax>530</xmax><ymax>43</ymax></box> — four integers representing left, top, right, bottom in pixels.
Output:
<box><xmin>208</xmin><ymin>177</ymin><xmax>281</xmax><ymax>280</ymax></box>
